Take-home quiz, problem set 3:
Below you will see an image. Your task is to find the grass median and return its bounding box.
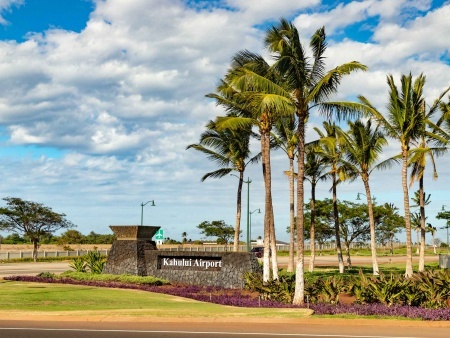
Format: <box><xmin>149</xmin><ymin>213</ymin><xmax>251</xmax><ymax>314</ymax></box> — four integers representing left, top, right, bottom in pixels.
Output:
<box><xmin>0</xmin><ymin>280</ymin><xmax>313</xmax><ymax>319</ymax></box>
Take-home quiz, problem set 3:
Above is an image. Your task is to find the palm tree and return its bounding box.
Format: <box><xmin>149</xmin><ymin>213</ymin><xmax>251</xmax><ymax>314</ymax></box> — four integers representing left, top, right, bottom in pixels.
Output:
<box><xmin>211</xmin><ymin>50</ymin><xmax>294</xmax><ymax>280</ymax></box>
<box><xmin>263</xmin><ymin>20</ymin><xmax>366</xmax><ymax>304</ymax></box>
<box><xmin>338</xmin><ymin>119</ymin><xmax>392</xmax><ymax>275</ymax></box>
<box><xmin>315</xmin><ymin>121</ymin><xmax>346</xmax><ymax>273</ymax></box>
<box><xmin>348</xmin><ymin>73</ymin><xmax>427</xmax><ymax>277</ymax></box>
<box><xmin>186</xmin><ymin>119</ymin><xmax>258</xmax><ymax>252</ymax></box>
<box><xmin>410</xmin><ymin>190</ymin><xmax>433</xmax><ymax>270</ymax></box>
<box><xmin>304</xmin><ymin>144</ymin><xmax>328</xmax><ymax>272</ymax></box>
<box><xmin>408</xmin><ymin>85</ymin><xmax>450</xmax><ymax>271</ymax></box>
<box><xmin>272</xmin><ymin>116</ymin><xmax>298</xmax><ymax>272</ymax></box>
<box><xmin>426</xmin><ymin>223</ymin><xmax>437</xmax><ymax>254</ymax></box>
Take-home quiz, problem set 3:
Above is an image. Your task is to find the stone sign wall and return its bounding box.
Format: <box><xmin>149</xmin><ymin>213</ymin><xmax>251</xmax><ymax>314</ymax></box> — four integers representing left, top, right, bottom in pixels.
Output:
<box><xmin>145</xmin><ymin>251</ymin><xmax>261</xmax><ymax>288</ymax></box>
<box><xmin>103</xmin><ymin>225</ymin><xmax>262</xmax><ymax>289</ymax></box>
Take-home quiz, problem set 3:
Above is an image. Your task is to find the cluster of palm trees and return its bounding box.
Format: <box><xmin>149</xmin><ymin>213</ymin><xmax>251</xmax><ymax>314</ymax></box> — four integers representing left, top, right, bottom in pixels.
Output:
<box><xmin>187</xmin><ymin>18</ymin><xmax>450</xmax><ymax>305</ymax></box>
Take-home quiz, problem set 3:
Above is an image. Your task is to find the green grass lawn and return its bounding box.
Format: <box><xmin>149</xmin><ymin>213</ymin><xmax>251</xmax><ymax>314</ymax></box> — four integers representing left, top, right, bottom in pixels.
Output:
<box><xmin>0</xmin><ymin>280</ymin><xmax>312</xmax><ymax>319</ymax></box>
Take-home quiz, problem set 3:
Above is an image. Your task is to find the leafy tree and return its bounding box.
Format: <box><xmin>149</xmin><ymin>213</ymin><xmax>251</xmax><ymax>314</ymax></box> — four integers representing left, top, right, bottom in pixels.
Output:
<box><xmin>338</xmin><ymin>201</ymin><xmax>372</xmax><ymax>269</ymax></box>
<box><xmin>374</xmin><ymin>203</ymin><xmax>404</xmax><ymax>254</ymax></box>
<box><xmin>0</xmin><ymin>233</ymin><xmax>27</xmax><ymax>244</ymax></box>
<box><xmin>197</xmin><ymin>220</ymin><xmax>236</xmax><ymax>246</ymax></box>
<box><xmin>303</xmin><ymin>200</ymin><xmax>335</xmax><ymax>255</ymax></box>
<box><xmin>84</xmin><ymin>231</ymin><xmax>114</xmax><ymax>244</ymax></box>
<box><xmin>58</xmin><ymin>229</ymin><xmax>85</xmax><ymax>245</ymax></box>
<box><xmin>0</xmin><ymin>197</ymin><xmax>75</xmax><ymax>261</ymax></box>
<box><xmin>187</xmin><ymin>118</ymin><xmax>257</xmax><ymax>252</ymax></box>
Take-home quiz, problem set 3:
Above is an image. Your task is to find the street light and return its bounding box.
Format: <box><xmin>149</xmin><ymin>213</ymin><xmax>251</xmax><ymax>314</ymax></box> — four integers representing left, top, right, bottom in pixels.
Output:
<box><xmin>356</xmin><ymin>192</ymin><xmax>376</xmax><ymax>202</ymax></box>
<box><xmin>249</xmin><ymin>208</ymin><xmax>261</xmax><ymax>248</ymax></box>
<box><xmin>140</xmin><ymin>200</ymin><xmax>155</xmax><ymax>226</ymax></box>
<box><xmin>231</xmin><ymin>174</ymin><xmax>252</xmax><ymax>252</ymax></box>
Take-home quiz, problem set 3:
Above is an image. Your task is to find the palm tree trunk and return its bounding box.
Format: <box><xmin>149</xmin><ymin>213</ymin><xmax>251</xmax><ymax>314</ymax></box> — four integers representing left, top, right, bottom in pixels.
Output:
<box><xmin>293</xmin><ymin>115</ymin><xmax>305</xmax><ymax>305</ymax></box>
<box><xmin>309</xmin><ymin>182</ymin><xmax>316</xmax><ymax>272</ymax></box>
<box><xmin>402</xmin><ymin>149</ymin><xmax>414</xmax><ymax>277</ymax></box>
<box><xmin>418</xmin><ymin>176</ymin><xmax>426</xmax><ymax>271</ymax></box>
<box><xmin>261</xmin><ymin>129</ymin><xmax>272</xmax><ymax>282</ymax></box>
<box><xmin>269</xmin><ymin>213</ymin><xmax>279</xmax><ymax>280</ymax></box>
<box><xmin>363</xmin><ymin>178</ymin><xmax>379</xmax><ymax>275</ymax></box>
<box><xmin>287</xmin><ymin>156</ymin><xmax>295</xmax><ymax>273</ymax></box>
<box><xmin>233</xmin><ymin>172</ymin><xmax>244</xmax><ymax>252</ymax></box>
<box><xmin>332</xmin><ymin>172</ymin><xmax>345</xmax><ymax>273</ymax></box>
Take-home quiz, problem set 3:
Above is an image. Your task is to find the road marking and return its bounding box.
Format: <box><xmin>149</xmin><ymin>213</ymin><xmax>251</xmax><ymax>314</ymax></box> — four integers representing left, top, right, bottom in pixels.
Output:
<box><xmin>0</xmin><ymin>328</ymin><xmax>421</xmax><ymax>337</ymax></box>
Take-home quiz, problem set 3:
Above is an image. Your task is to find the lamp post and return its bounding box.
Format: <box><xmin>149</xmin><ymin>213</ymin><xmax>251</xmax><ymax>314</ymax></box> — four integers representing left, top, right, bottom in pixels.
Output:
<box><xmin>249</xmin><ymin>208</ymin><xmax>261</xmax><ymax>248</ymax></box>
<box><xmin>356</xmin><ymin>192</ymin><xmax>376</xmax><ymax>203</ymax></box>
<box><xmin>231</xmin><ymin>175</ymin><xmax>252</xmax><ymax>252</ymax></box>
<box><xmin>140</xmin><ymin>200</ymin><xmax>155</xmax><ymax>226</ymax></box>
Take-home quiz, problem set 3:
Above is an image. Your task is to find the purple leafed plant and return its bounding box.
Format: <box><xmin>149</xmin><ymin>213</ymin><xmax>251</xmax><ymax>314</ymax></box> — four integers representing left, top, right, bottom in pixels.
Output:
<box><xmin>5</xmin><ymin>275</ymin><xmax>450</xmax><ymax>321</ymax></box>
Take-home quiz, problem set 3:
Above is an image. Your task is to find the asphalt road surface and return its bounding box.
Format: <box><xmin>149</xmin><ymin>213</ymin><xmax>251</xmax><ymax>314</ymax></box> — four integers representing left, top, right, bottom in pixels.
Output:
<box><xmin>1</xmin><ymin>318</ymin><xmax>449</xmax><ymax>338</ymax></box>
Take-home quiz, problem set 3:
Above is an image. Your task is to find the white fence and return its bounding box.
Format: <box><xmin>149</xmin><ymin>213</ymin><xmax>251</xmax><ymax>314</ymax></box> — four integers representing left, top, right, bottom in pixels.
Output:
<box><xmin>0</xmin><ymin>249</ymin><xmax>109</xmax><ymax>260</ymax></box>
<box><xmin>0</xmin><ymin>242</ymin><xmax>408</xmax><ymax>260</ymax></box>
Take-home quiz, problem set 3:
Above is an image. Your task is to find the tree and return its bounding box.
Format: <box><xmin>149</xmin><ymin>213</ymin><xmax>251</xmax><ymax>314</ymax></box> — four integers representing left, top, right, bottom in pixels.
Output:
<box><xmin>338</xmin><ymin>119</ymin><xmax>391</xmax><ymax>275</ymax></box>
<box><xmin>58</xmin><ymin>229</ymin><xmax>84</xmax><ymax>245</ymax></box>
<box><xmin>338</xmin><ymin>201</ymin><xmax>372</xmax><ymax>269</ymax></box>
<box><xmin>272</xmin><ymin>116</ymin><xmax>298</xmax><ymax>272</ymax></box>
<box><xmin>303</xmin><ymin>199</ymin><xmax>339</xmax><ymax>254</ymax></box>
<box><xmin>214</xmin><ymin>50</ymin><xmax>292</xmax><ymax>281</ymax></box>
<box><xmin>0</xmin><ymin>197</ymin><xmax>75</xmax><ymax>261</ymax></box>
<box><xmin>436</xmin><ymin>210</ymin><xmax>450</xmax><ymax>248</ymax></box>
<box><xmin>315</xmin><ymin>121</ymin><xmax>346</xmax><ymax>273</ymax></box>
<box><xmin>187</xmin><ymin>119</ymin><xmax>258</xmax><ymax>252</ymax></box>
<box><xmin>374</xmin><ymin>203</ymin><xmax>404</xmax><ymax>254</ymax></box>
<box><xmin>304</xmin><ymin>144</ymin><xmax>328</xmax><ymax>271</ymax></box>
<box><xmin>181</xmin><ymin>231</ymin><xmax>188</xmax><ymax>243</ymax></box>
<box><xmin>349</xmin><ymin>74</ymin><xmax>427</xmax><ymax>277</ymax></box>
<box><xmin>408</xmin><ymin>82</ymin><xmax>450</xmax><ymax>271</ymax></box>
<box><xmin>197</xmin><ymin>220</ymin><xmax>236</xmax><ymax>246</ymax></box>
<box><xmin>264</xmin><ymin>21</ymin><xmax>366</xmax><ymax>304</ymax></box>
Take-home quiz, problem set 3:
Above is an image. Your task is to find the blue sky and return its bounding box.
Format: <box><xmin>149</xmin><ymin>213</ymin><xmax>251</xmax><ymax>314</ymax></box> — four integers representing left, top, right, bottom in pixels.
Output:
<box><xmin>0</xmin><ymin>0</ymin><xmax>449</xmax><ymax>245</ymax></box>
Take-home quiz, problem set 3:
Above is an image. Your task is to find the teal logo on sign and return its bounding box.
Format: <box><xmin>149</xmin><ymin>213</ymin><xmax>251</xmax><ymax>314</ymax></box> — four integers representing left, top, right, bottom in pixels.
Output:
<box><xmin>154</xmin><ymin>229</ymin><xmax>164</xmax><ymax>240</ymax></box>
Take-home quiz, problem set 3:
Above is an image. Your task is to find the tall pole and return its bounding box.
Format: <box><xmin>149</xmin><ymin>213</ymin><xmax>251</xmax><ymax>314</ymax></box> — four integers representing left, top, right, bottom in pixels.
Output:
<box><xmin>250</xmin><ymin>209</ymin><xmax>260</xmax><ymax>249</ymax></box>
<box><xmin>140</xmin><ymin>200</ymin><xmax>155</xmax><ymax>226</ymax></box>
<box><xmin>244</xmin><ymin>177</ymin><xmax>252</xmax><ymax>252</ymax></box>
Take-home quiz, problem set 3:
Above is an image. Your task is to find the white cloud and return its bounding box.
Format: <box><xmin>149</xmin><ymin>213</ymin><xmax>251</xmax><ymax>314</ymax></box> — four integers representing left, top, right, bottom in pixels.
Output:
<box><xmin>0</xmin><ymin>0</ymin><xmax>449</xmax><ymax>241</ymax></box>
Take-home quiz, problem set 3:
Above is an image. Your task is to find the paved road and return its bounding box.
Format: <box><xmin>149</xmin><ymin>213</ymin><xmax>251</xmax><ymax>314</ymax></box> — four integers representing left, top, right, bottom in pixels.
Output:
<box><xmin>0</xmin><ymin>261</ymin><xmax>72</xmax><ymax>278</ymax></box>
<box><xmin>1</xmin><ymin>318</ymin><xmax>449</xmax><ymax>338</ymax></box>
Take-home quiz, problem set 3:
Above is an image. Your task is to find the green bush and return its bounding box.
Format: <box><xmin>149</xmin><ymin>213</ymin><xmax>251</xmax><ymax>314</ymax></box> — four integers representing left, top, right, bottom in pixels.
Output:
<box><xmin>69</xmin><ymin>251</ymin><xmax>106</xmax><ymax>274</ymax></box>
<box><xmin>245</xmin><ymin>268</ymin><xmax>450</xmax><ymax>309</ymax></box>
<box><xmin>60</xmin><ymin>271</ymin><xmax>169</xmax><ymax>285</ymax></box>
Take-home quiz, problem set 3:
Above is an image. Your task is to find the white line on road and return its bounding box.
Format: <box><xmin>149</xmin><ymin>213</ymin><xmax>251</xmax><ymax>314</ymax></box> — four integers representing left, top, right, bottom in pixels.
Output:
<box><xmin>0</xmin><ymin>328</ymin><xmax>422</xmax><ymax>338</ymax></box>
